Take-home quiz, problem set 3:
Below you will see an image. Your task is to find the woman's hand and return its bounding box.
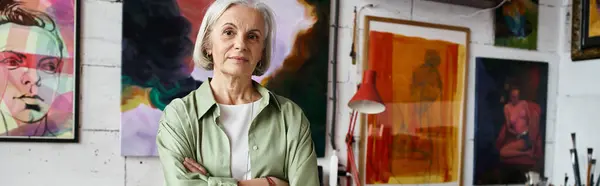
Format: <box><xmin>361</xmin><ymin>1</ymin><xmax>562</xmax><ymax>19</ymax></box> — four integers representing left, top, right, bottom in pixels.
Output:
<box><xmin>183</xmin><ymin>158</ymin><xmax>289</xmax><ymax>186</ymax></box>
<box><xmin>183</xmin><ymin>157</ymin><xmax>208</xmax><ymax>175</ymax></box>
<box><xmin>238</xmin><ymin>177</ymin><xmax>289</xmax><ymax>186</ymax></box>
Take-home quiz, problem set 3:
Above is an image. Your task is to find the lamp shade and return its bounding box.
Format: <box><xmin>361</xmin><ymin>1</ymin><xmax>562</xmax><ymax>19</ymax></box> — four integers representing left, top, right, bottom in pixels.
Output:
<box><xmin>348</xmin><ymin>70</ymin><xmax>385</xmax><ymax>114</ymax></box>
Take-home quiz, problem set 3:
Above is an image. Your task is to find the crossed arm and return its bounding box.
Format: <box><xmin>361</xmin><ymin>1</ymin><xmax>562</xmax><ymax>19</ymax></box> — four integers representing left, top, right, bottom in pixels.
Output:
<box><xmin>181</xmin><ymin>157</ymin><xmax>288</xmax><ymax>186</ymax></box>
<box><xmin>156</xmin><ymin>101</ymin><xmax>318</xmax><ymax>186</ymax></box>
<box><xmin>156</xmin><ymin>119</ymin><xmax>288</xmax><ymax>186</ymax></box>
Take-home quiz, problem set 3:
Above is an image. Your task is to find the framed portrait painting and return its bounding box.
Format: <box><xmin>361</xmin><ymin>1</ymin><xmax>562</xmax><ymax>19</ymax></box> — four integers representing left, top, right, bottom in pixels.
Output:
<box><xmin>0</xmin><ymin>0</ymin><xmax>81</xmax><ymax>142</ymax></box>
<box><xmin>358</xmin><ymin>15</ymin><xmax>470</xmax><ymax>185</ymax></box>
<box><xmin>572</xmin><ymin>0</ymin><xmax>600</xmax><ymax>61</ymax></box>
<box><xmin>473</xmin><ymin>57</ymin><xmax>548</xmax><ymax>185</ymax></box>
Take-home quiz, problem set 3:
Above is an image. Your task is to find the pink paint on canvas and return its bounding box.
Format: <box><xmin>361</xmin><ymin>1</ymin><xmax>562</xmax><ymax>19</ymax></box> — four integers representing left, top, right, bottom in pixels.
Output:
<box><xmin>0</xmin><ymin>0</ymin><xmax>77</xmax><ymax>140</ymax></box>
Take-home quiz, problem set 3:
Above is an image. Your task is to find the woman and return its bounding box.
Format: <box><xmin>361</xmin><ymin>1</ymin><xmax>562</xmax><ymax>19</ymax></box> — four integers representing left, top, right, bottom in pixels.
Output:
<box><xmin>156</xmin><ymin>1</ymin><xmax>319</xmax><ymax>186</ymax></box>
<box><xmin>0</xmin><ymin>0</ymin><xmax>73</xmax><ymax>137</ymax></box>
<box><xmin>499</xmin><ymin>87</ymin><xmax>534</xmax><ymax>158</ymax></box>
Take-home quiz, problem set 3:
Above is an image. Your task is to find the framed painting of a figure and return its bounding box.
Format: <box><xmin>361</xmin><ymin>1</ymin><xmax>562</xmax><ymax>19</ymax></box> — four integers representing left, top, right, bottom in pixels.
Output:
<box><xmin>358</xmin><ymin>15</ymin><xmax>469</xmax><ymax>185</ymax></box>
<box><xmin>494</xmin><ymin>0</ymin><xmax>539</xmax><ymax>50</ymax></box>
<box><xmin>473</xmin><ymin>57</ymin><xmax>548</xmax><ymax>185</ymax></box>
<box><xmin>0</xmin><ymin>0</ymin><xmax>81</xmax><ymax>142</ymax></box>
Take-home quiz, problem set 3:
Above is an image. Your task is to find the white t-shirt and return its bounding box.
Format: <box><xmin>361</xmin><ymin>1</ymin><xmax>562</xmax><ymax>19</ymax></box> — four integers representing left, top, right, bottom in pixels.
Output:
<box><xmin>217</xmin><ymin>98</ymin><xmax>261</xmax><ymax>180</ymax></box>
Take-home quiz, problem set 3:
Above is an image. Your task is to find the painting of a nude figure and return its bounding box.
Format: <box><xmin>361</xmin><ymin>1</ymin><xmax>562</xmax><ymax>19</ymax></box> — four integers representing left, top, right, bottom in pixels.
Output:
<box><xmin>473</xmin><ymin>57</ymin><xmax>548</xmax><ymax>185</ymax></box>
<box><xmin>360</xmin><ymin>16</ymin><xmax>469</xmax><ymax>185</ymax></box>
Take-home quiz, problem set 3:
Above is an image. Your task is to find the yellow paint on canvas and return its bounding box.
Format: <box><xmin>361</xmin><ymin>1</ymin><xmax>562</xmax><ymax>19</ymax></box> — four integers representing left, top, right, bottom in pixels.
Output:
<box><xmin>365</xmin><ymin>31</ymin><xmax>466</xmax><ymax>184</ymax></box>
<box><xmin>121</xmin><ymin>86</ymin><xmax>154</xmax><ymax>112</ymax></box>
<box><xmin>589</xmin><ymin>0</ymin><xmax>600</xmax><ymax>37</ymax></box>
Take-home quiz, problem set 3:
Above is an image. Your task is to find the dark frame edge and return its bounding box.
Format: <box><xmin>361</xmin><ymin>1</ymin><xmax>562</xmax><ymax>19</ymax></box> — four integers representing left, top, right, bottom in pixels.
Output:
<box><xmin>0</xmin><ymin>0</ymin><xmax>82</xmax><ymax>143</ymax></box>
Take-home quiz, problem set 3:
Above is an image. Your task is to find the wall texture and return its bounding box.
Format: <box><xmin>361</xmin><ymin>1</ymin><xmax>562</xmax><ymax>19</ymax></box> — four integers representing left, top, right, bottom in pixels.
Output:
<box><xmin>0</xmin><ymin>0</ymin><xmax>581</xmax><ymax>185</ymax></box>
<box><xmin>553</xmin><ymin>0</ymin><xmax>600</xmax><ymax>185</ymax></box>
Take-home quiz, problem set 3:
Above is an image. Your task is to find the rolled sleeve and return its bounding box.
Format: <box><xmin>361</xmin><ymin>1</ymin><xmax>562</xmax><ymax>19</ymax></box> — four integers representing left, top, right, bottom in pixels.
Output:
<box><xmin>286</xmin><ymin>111</ymin><xmax>320</xmax><ymax>186</ymax></box>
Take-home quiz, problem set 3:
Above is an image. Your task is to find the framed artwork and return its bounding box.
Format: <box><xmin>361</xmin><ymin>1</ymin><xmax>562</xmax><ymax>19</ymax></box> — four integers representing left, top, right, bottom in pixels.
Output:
<box><xmin>120</xmin><ymin>0</ymin><xmax>330</xmax><ymax>156</ymax></box>
<box><xmin>494</xmin><ymin>0</ymin><xmax>539</xmax><ymax>50</ymax></box>
<box><xmin>0</xmin><ymin>0</ymin><xmax>81</xmax><ymax>142</ymax></box>
<box><xmin>473</xmin><ymin>57</ymin><xmax>548</xmax><ymax>185</ymax></box>
<box><xmin>572</xmin><ymin>0</ymin><xmax>600</xmax><ymax>61</ymax></box>
<box><xmin>358</xmin><ymin>15</ymin><xmax>470</xmax><ymax>185</ymax></box>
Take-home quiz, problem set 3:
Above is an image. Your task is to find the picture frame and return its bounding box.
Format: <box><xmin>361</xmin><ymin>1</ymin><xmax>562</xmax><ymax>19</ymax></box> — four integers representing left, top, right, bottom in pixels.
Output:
<box><xmin>493</xmin><ymin>0</ymin><xmax>539</xmax><ymax>50</ymax></box>
<box><xmin>358</xmin><ymin>15</ymin><xmax>470</xmax><ymax>185</ymax></box>
<box><xmin>0</xmin><ymin>0</ymin><xmax>81</xmax><ymax>143</ymax></box>
<box><xmin>473</xmin><ymin>57</ymin><xmax>548</xmax><ymax>185</ymax></box>
<box><xmin>572</xmin><ymin>0</ymin><xmax>600</xmax><ymax>61</ymax></box>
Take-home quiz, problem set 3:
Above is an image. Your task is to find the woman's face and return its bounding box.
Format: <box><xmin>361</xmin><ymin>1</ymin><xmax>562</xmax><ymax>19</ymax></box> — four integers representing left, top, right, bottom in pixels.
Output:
<box><xmin>510</xmin><ymin>89</ymin><xmax>520</xmax><ymax>102</ymax></box>
<box><xmin>0</xmin><ymin>24</ymin><xmax>63</xmax><ymax>123</ymax></box>
<box><xmin>207</xmin><ymin>4</ymin><xmax>266</xmax><ymax>77</ymax></box>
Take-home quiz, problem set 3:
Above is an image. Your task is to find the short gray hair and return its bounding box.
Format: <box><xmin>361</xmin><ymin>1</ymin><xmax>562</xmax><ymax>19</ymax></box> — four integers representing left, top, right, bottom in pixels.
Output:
<box><xmin>192</xmin><ymin>0</ymin><xmax>276</xmax><ymax>76</ymax></box>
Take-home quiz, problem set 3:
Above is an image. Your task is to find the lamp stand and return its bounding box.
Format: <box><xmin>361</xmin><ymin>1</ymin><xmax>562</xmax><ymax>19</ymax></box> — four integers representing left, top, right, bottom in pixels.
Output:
<box><xmin>346</xmin><ymin>110</ymin><xmax>361</xmax><ymax>186</ymax></box>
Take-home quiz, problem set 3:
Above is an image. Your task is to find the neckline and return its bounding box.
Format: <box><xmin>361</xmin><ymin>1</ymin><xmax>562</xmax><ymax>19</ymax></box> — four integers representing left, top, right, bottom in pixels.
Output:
<box><xmin>217</xmin><ymin>98</ymin><xmax>262</xmax><ymax>108</ymax></box>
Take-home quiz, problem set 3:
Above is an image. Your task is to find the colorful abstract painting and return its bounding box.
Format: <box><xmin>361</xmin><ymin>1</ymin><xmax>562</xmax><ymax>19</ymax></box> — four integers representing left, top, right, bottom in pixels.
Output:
<box><xmin>0</xmin><ymin>0</ymin><xmax>79</xmax><ymax>142</ymax></box>
<box><xmin>494</xmin><ymin>0</ymin><xmax>538</xmax><ymax>50</ymax></box>
<box><xmin>360</xmin><ymin>16</ymin><xmax>469</xmax><ymax>185</ymax></box>
<box><xmin>473</xmin><ymin>57</ymin><xmax>548</xmax><ymax>185</ymax></box>
<box><xmin>121</xmin><ymin>0</ymin><xmax>329</xmax><ymax>156</ymax></box>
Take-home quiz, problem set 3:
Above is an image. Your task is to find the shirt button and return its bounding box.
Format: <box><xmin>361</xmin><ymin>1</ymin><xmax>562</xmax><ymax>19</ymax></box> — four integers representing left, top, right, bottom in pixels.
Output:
<box><xmin>253</xmin><ymin>145</ymin><xmax>258</xmax><ymax>150</ymax></box>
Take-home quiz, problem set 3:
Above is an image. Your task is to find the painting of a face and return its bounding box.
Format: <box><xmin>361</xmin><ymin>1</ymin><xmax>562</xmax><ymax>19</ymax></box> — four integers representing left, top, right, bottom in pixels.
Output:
<box><xmin>0</xmin><ymin>24</ymin><xmax>63</xmax><ymax>123</ymax></box>
<box><xmin>510</xmin><ymin>89</ymin><xmax>520</xmax><ymax>102</ymax></box>
<box><xmin>0</xmin><ymin>0</ymin><xmax>78</xmax><ymax>142</ymax></box>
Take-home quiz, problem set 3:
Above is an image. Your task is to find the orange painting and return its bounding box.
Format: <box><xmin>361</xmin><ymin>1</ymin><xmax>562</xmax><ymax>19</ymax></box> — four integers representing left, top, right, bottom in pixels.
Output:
<box><xmin>364</xmin><ymin>30</ymin><xmax>467</xmax><ymax>184</ymax></box>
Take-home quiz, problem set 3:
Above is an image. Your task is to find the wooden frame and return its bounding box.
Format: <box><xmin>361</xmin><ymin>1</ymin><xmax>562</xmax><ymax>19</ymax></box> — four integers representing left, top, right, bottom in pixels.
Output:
<box><xmin>358</xmin><ymin>15</ymin><xmax>470</xmax><ymax>185</ymax></box>
<box><xmin>0</xmin><ymin>0</ymin><xmax>81</xmax><ymax>142</ymax></box>
<box><xmin>572</xmin><ymin>0</ymin><xmax>600</xmax><ymax>61</ymax></box>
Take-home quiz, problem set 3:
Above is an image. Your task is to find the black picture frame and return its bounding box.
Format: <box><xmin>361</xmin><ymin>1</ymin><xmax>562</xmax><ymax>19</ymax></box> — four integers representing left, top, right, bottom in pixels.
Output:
<box><xmin>472</xmin><ymin>57</ymin><xmax>549</xmax><ymax>185</ymax></box>
<box><xmin>0</xmin><ymin>0</ymin><xmax>81</xmax><ymax>143</ymax></box>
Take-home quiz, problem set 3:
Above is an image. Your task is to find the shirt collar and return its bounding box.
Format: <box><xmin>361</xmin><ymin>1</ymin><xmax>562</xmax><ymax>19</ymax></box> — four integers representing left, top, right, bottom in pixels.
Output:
<box><xmin>194</xmin><ymin>78</ymin><xmax>281</xmax><ymax>118</ymax></box>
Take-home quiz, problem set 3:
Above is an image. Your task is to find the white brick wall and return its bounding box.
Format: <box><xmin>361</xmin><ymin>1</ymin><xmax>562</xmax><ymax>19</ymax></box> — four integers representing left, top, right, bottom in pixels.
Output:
<box><xmin>552</xmin><ymin>0</ymin><xmax>600</xmax><ymax>185</ymax></box>
<box><xmin>2</xmin><ymin>0</ymin><xmax>588</xmax><ymax>185</ymax></box>
<box><xmin>330</xmin><ymin>0</ymin><xmax>561</xmax><ymax>186</ymax></box>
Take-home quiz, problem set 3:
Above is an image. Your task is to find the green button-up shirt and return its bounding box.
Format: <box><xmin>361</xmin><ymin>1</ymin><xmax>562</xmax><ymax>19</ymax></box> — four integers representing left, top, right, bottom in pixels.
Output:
<box><xmin>156</xmin><ymin>79</ymin><xmax>320</xmax><ymax>186</ymax></box>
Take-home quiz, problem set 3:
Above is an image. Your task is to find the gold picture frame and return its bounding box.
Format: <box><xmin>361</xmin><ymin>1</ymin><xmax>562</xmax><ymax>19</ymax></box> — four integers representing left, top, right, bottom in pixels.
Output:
<box><xmin>572</xmin><ymin>0</ymin><xmax>600</xmax><ymax>61</ymax></box>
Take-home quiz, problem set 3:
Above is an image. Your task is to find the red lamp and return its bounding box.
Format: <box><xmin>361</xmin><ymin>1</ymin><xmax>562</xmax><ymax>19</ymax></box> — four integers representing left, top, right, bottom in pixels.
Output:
<box><xmin>345</xmin><ymin>69</ymin><xmax>385</xmax><ymax>186</ymax></box>
<box><xmin>347</xmin><ymin>70</ymin><xmax>385</xmax><ymax>114</ymax></box>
